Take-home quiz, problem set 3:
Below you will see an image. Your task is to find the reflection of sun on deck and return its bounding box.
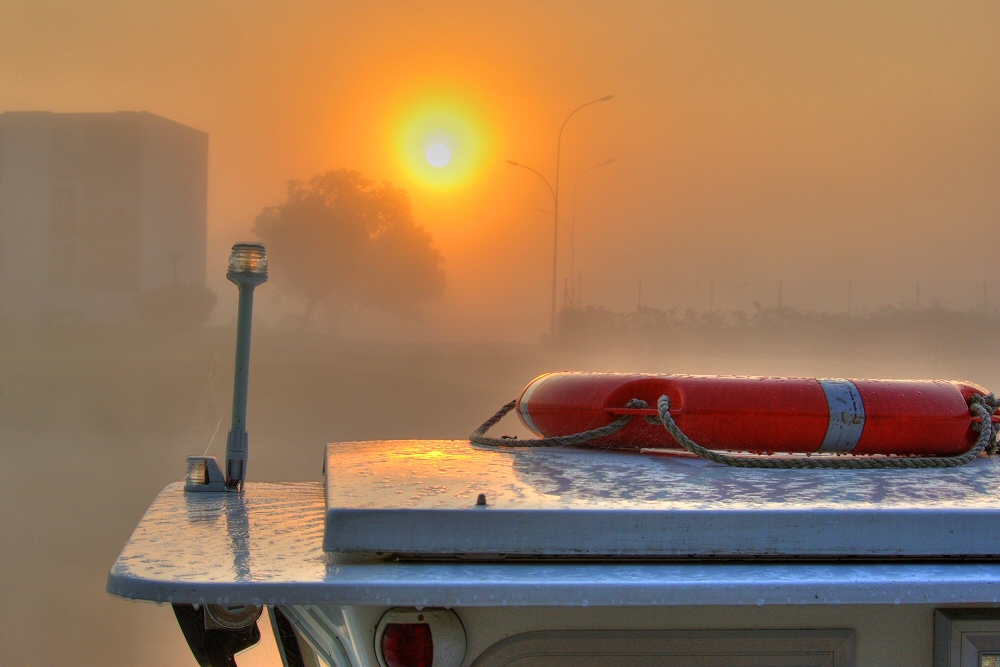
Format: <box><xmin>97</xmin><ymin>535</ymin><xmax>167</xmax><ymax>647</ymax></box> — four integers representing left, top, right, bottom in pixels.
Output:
<box><xmin>336</xmin><ymin>439</ymin><xmax>561</xmax><ymax>509</ymax></box>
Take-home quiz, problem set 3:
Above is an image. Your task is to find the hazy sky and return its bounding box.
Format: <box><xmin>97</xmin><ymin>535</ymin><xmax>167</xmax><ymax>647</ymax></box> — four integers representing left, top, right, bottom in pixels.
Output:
<box><xmin>2</xmin><ymin>1</ymin><xmax>997</xmax><ymax>340</ymax></box>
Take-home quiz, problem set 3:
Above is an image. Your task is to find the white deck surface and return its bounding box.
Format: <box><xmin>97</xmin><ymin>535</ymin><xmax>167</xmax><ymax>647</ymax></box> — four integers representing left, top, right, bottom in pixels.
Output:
<box><xmin>324</xmin><ymin>439</ymin><xmax>1000</xmax><ymax>557</ymax></box>
<box><xmin>108</xmin><ymin>440</ymin><xmax>1000</xmax><ymax>607</ymax></box>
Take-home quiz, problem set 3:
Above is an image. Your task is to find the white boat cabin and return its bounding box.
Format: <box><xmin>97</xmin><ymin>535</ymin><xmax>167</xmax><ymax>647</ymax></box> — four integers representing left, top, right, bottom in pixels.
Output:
<box><xmin>108</xmin><ymin>438</ymin><xmax>1000</xmax><ymax>667</ymax></box>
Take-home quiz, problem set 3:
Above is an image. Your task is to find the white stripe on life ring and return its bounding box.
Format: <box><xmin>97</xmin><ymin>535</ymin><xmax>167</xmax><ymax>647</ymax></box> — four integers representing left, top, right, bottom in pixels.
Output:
<box><xmin>518</xmin><ymin>375</ymin><xmax>548</xmax><ymax>436</ymax></box>
<box><xmin>817</xmin><ymin>379</ymin><xmax>866</xmax><ymax>453</ymax></box>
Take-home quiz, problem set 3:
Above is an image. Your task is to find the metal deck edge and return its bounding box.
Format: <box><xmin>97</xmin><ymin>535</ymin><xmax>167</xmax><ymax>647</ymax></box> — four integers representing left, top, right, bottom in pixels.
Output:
<box><xmin>106</xmin><ymin>562</ymin><xmax>1000</xmax><ymax>608</ymax></box>
<box><xmin>322</xmin><ymin>507</ymin><xmax>1000</xmax><ymax>557</ymax></box>
<box><xmin>106</xmin><ymin>482</ymin><xmax>1000</xmax><ymax>608</ymax></box>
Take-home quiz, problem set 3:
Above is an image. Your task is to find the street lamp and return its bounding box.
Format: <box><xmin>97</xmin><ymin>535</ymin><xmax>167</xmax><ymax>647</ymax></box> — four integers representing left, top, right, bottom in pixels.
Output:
<box><xmin>224</xmin><ymin>242</ymin><xmax>268</xmax><ymax>491</ymax></box>
<box><xmin>507</xmin><ymin>160</ymin><xmax>556</xmax><ymax>204</ymax></box>
<box><xmin>570</xmin><ymin>158</ymin><xmax>616</xmax><ymax>309</ymax></box>
<box><xmin>508</xmin><ymin>94</ymin><xmax>613</xmax><ymax>334</ymax></box>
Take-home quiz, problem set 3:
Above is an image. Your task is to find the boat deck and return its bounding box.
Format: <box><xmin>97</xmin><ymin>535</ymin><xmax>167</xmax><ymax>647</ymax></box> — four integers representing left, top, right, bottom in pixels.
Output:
<box><xmin>108</xmin><ymin>439</ymin><xmax>1000</xmax><ymax>607</ymax></box>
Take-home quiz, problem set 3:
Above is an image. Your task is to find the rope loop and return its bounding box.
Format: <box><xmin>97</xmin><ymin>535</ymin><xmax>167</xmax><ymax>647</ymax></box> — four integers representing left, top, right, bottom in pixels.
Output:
<box><xmin>470</xmin><ymin>399</ymin><xmax>635</xmax><ymax>448</ymax></box>
<box><xmin>655</xmin><ymin>394</ymin><xmax>999</xmax><ymax>469</ymax></box>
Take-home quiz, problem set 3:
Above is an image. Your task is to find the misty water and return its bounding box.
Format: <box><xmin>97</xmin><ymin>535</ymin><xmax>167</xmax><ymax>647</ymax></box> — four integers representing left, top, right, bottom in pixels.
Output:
<box><xmin>3</xmin><ymin>316</ymin><xmax>999</xmax><ymax>665</ymax></box>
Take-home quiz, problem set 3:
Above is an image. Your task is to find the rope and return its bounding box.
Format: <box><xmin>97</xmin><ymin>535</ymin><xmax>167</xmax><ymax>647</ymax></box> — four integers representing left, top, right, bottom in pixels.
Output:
<box><xmin>470</xmin><ymin>399</ymin><xmax>645</xmax><ymax>448</ymax></box>
<box><xmin>653</xmin><ymin>393</ymin><xmax>1000</xmax><ymax>469</ymax></box>
<box><xmin>469</xmin><ymin>394</ymin><xmax>1000</xmax><ymax>468</ymax></box>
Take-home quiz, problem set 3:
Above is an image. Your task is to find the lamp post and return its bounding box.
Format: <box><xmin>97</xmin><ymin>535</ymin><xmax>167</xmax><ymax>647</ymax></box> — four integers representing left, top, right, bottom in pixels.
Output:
<box><xmin>570</xmin><ymin>158</ymin><xmax>616</xmax><ymax>309</ymax></box>
<box><xmin>224</xmin><ymin>242</ymin><xmax>268</xmax><ymax>491</ymax></box>
<box><xmin>508</xmin><ymin>94</ymin><xmax>613</xmax><ymax>334</ymax></box>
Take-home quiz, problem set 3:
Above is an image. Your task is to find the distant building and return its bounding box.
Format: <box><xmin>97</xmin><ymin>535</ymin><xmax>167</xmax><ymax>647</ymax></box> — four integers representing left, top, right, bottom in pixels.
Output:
<box><xmin>0</xmin><ymin>111</ymin><xmax>208</xmax><ymax>324</ymax></box>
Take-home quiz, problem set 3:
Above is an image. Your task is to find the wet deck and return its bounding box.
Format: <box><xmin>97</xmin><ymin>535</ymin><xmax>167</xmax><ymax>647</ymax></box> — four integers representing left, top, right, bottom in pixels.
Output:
<box><xmin>324</xmin><ymin>439</ymin><xmax>1000</xmax><ymax>558</ymax></box>
<box><xmin>108</xmin><ymin>440</ymin><xmax>1000</xmax><ymax>607</ymax></box>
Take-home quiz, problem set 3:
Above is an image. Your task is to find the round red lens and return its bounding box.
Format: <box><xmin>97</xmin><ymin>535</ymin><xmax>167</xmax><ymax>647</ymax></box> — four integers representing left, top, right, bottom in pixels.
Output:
<box><xmin>381</xmin><ymin>622</ymin><xmax>434</xmax><ymax>667</ymax></box>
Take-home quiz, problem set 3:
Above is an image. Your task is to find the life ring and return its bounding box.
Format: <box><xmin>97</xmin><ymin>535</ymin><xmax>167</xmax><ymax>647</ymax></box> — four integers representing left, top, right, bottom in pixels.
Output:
<box><xmin>515</xmin><ymin>371</ymin><xmax>996</xmax><ymax>456</ymax></box>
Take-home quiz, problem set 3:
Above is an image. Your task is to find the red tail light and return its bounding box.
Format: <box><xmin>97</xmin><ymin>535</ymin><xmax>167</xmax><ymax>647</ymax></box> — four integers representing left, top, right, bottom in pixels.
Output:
<box><xmin>381</xmin><ymin>622</ymin><xmax>433</xmax><ymax>667</ymax></box>
<box><xmin>376</xmin><ymin>608</ymin><xmax>465</xmax><ymax>667</ymax></box>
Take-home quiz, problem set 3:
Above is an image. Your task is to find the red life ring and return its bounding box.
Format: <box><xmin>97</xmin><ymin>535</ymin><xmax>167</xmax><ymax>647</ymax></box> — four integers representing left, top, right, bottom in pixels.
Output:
<box><xmin>516</xmin><ymin>372</ymin><xmax>995</xmax><ymax>455</ymax></box>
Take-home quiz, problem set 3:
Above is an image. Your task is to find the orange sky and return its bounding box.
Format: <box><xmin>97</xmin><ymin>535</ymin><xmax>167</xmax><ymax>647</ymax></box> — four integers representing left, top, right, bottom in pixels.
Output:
<box><xmin>2</xmin><ymin>1</ymin><xmax>998</xmax><ymax>341</ymax></box>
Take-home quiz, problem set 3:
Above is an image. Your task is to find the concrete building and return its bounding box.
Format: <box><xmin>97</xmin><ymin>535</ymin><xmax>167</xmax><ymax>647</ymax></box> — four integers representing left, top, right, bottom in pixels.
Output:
<box><xmin>0</xmin><ymin>111</ymin><xmax>208</xmax><ymax>324</ymax></box>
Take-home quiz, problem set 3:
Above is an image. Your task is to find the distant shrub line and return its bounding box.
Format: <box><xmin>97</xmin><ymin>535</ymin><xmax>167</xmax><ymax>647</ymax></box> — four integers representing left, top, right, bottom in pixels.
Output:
<box><xmin>553</xmin><ymin>303</ymin><xmax>1000</xmax><ymax>355</ymax></box>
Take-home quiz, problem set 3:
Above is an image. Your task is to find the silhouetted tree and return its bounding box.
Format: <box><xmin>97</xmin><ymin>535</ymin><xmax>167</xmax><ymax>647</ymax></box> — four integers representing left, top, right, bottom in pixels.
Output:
<box><xmin>254</xmin><ymin>170</ymin><xmax>446</xmax><ymax>327</ymax></box>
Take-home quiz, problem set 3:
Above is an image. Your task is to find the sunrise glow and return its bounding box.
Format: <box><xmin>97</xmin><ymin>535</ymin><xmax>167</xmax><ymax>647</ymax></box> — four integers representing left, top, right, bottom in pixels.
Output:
<box><xmin>391</xmin><ymin>95</ymin><xmax>491</xmax><ymax>191</ymax></box>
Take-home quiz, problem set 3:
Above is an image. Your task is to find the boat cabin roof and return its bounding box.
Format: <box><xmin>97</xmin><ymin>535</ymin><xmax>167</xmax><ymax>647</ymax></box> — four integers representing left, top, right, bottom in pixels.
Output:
<box><xmin>323</xmin><ymin>439</ymin><xmax>1000</xmax><ymax>559</ymax></box>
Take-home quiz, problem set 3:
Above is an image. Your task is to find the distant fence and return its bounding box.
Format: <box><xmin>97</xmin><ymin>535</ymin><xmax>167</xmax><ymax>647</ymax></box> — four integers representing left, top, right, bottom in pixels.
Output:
<box><xmin>568</xmin><ymin>279</ymin><xmax>1000</xmax><ymax>315</ymax></box>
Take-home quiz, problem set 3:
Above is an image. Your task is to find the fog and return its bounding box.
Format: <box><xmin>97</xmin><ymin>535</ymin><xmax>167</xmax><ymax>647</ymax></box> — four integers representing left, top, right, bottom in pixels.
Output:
<box><xmin>1</xmin><ymin>1</ymin><xmax>999</xmax><ymax>665</ymax></box>
<box><xmin>3</xmin><ymin>2</ymin><xmax>997</xmax><ymax>342</ymax></box>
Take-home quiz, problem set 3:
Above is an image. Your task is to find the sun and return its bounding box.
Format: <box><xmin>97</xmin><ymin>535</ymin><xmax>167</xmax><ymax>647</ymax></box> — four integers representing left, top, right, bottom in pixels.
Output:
<box><xmin>391</xmin><ymin>95</ymin><xmax>490</xmax><ymax>191</ymax></box>
<box><xmin>425</xmin><ymin>143</ymin><xmax>451</xmax><ymax>168</ymax></box>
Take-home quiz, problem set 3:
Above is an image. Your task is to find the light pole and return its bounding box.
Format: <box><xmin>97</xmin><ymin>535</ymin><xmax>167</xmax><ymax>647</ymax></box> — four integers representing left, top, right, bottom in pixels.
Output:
<box><xmin>509</xmin><ymin>94</ymin><xmax>613</xmax><ymax>334</ymax></box>
<box><xmin>570</xmin><ymin>158</ymin><xmax>616</xmax><ymax>309</ymax></box>
<box><xmin>508</xmin><ymin>161</ymin><xmax>556</xmax><ymax>207</ymax></box>
<box><xmin>224</xmin><ymin>242</ymin><xmax>268</xmax><ymax>491</ymax></box>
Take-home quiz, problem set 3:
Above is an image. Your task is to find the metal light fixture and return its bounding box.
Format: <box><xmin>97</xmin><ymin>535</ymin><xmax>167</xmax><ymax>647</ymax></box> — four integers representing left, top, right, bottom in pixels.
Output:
<box><xmin>185</xmin><ymin>243</ymin><xmax>267</xmax><ymax>493</ymax></box>
<box><xmin>224</xmin><ymin>242</ymin><xmax>268</xmax><ymax>491</ymax></box>
<box><xmin>228</xmin><ymin>243</ymin><xmax>268</xmax><ymax>274</ymax></box>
